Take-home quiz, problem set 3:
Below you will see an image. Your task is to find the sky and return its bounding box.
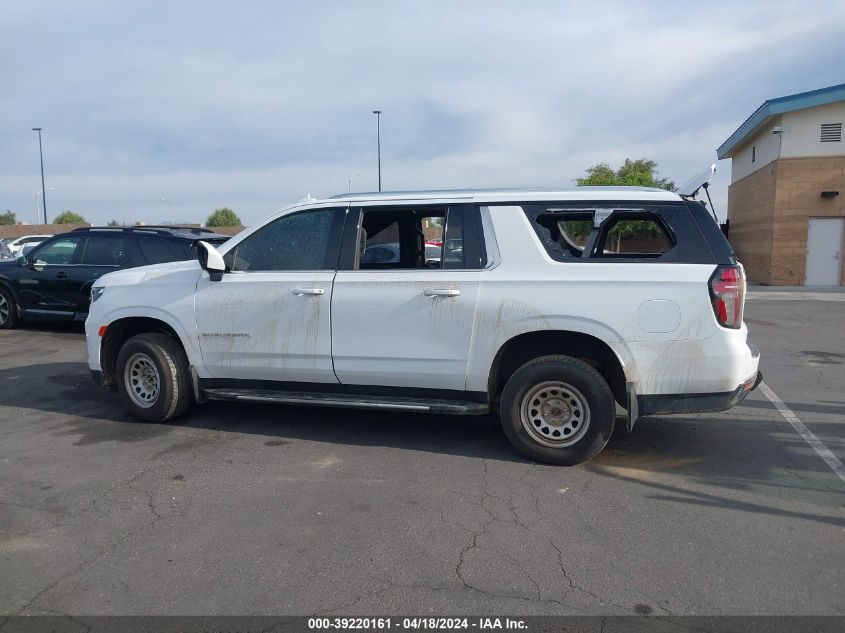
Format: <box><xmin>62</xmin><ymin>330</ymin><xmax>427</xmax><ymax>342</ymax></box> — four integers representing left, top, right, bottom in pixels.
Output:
<box><xmin>2</xmin><ymin>0</ymin><xmax>844</xmax><ymax>226</ymax></box>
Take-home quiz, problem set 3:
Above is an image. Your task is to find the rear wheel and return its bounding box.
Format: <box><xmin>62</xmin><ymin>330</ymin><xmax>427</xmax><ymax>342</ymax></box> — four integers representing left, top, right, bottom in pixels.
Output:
<box><xmin>0</xmin><ymin>287</ymin><xmax>18</xmax><ymax>329</ymax></box>
<box><xmin>499</xmin><ymin>355</ymin><xmax>615</xmax><ymax>466</ymax></box>
<box><xmin>116</xmin><ymin>333</ymin><xmax>192</xmax><ymax>422</ymax></box>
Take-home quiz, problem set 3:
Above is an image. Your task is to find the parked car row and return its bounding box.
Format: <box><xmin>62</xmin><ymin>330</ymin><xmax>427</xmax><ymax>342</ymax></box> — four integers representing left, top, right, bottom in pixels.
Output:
<box><xmin>0</xmin><ymin>234</ymin><xmax>52</xmax><ymax>259</ymax></box>
<box><xmin>0</xmin><ymin>226</ymin><xmax>229</xmax><ymax>328</ymax></box>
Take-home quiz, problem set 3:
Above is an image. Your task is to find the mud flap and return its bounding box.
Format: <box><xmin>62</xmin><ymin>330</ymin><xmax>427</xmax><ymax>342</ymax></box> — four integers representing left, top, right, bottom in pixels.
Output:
<box><xmin>626</xmin><ymin>381</ymin><xmax>639</xmax><ymax>433</ymax></box>
<box><xmin>190</xmin><ymin>366</ymin><xmax>207</xmax><ymax>404</ymax></box>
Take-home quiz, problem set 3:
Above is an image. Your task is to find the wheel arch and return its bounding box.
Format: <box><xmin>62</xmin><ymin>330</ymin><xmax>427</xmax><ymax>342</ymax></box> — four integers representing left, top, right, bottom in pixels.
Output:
<box><xmin>0</xmin><ymin>277</ymin><xmax>17</xmax><ymax>299</ymax></box>
<box><xmin>0</xmin><ymin>278</ymin><xmax>20</xmax><ymax>322</ymax></box>
<box><xmin>100</xmin><ymin>316</ymin><xmax>187</xmax><ymax>386</ymax></box>
<box><xmin>487</xmin><ymin>330</ymin><xmax>629</xmax><ymax>407</ymax></box>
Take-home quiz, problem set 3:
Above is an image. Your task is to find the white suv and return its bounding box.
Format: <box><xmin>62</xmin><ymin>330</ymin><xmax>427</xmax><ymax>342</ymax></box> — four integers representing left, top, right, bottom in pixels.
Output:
<box><xmin>4</xmin><ymin>234</ymin><xmax>52</xmax><ymax>256</ymax></box>
<box><xmin>86</xmin><ymin>188</ymin><xmax>760</xmax><ymax>465</ymax></box>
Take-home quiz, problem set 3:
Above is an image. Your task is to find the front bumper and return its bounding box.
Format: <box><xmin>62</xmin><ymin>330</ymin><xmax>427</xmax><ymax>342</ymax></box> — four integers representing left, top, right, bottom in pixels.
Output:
<box><xmin>638</xmin><ymin>370</ymin><xmax>762</xmax><ymax>416</ymax></box>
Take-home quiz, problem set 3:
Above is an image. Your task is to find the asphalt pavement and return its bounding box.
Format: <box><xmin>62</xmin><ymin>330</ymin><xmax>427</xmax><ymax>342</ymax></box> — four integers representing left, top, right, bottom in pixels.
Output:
<box><xmin>1</xmin><ymin>290</ymin><xmax>843</xmax><ymax>616</ymax></box>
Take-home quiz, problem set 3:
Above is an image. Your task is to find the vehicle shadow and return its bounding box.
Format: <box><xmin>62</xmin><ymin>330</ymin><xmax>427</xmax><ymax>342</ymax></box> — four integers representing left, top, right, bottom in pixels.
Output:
<box><xmin>2</xmin><ymin>361</ymin><xmax>843</xmax><ymax>523</ymax></box>
<box><xmin>14</xmin><ymin>320</ymin><xmax>86</xmax><ymax>334</ymax></box>
<box><xmin>740</xmin><ymin>397</ymin><xmax>845</xmax><ymax>417</ymax></box>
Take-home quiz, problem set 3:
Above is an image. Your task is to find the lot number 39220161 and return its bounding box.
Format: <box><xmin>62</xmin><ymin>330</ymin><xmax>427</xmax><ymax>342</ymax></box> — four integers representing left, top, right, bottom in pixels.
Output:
<box><xmin>307</xmin><ymin>618</ymin><xmax>527</xmax><ymax>630</ymax></box>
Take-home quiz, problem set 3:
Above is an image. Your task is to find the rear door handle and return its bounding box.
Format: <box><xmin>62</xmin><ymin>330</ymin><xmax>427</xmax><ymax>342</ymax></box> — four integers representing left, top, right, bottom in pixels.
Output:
<box><xmin>293</xmin><ymin>288</ymin><xmax>325</xmax><ymax>295</ymax></box>
<box><xmin>55</xmin><ymin>272</ymin><xmax>70</xmax><ymax>279</ymax></box>
<box><xmin>423</xmin><ymin>288</ymin><xmax>461</xmax><ymax>297</ymax></box>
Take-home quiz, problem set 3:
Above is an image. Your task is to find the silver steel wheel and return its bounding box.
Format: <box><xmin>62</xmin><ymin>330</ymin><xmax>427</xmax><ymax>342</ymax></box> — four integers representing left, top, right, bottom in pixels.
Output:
<box><xmin>520</xmin><ymin>381</ymin><xmax>591</xmax><ymax>448</ymax></box>
<box><xmin>0</xmin><ymin>294</ymin><xmax>9</xmax><ymax>325</ymax></box>
<box><xmin>124</xmin><ymin>353</ymin><xmax>161</xmax><ymax>409</ymax></box>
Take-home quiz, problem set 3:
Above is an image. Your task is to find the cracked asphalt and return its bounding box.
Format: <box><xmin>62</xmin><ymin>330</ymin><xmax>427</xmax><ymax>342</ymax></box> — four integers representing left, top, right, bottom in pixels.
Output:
<box><xmin>1</xmin><ymin>291</ymin><xmax>843</xmax><ymax>616</ymax></box>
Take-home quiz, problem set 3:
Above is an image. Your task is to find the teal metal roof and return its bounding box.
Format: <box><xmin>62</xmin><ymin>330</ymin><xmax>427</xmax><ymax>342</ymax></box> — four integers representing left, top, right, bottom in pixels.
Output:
<box><xmin>717</xmin><ymin>83</ymin><xmax>845</xmax><ymax>159</ymax></box>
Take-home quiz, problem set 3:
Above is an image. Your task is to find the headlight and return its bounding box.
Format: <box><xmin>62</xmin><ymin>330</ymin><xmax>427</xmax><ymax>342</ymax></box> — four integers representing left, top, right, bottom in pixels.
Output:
<box><xmin>91</xmin><ymin>286</ymin><xmax>105</xmax><ymax>303</ymax></box>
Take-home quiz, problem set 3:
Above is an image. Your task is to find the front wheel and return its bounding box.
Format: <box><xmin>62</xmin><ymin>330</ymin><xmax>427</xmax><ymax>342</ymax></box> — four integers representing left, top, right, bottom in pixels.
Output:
<box><xmin>0</xmin><ymin>286</ymin><xmax>19</xmax><ymax>329</ymax></box>
<box><xmin>116</xmin><ymin>333</ymin><xmax>192</xmax><ymax>422</ymax></box>
<box><xmin>499</xmin><ymin>355</ymin><xmax>616</xmax><ymax>466</ymax></box>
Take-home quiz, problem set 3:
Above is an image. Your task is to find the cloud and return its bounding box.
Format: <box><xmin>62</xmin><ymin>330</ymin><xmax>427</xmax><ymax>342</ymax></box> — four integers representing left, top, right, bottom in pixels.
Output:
<box><xmin>2</xmin><ymin>0</ymin><xmax>844</xmax><ymax>224</ymax></box>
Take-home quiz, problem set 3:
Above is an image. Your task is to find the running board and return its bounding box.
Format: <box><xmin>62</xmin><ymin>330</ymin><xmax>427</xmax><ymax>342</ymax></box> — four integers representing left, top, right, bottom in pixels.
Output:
<box><xmin>202</xmin><ymin>388</ymin><xmax>489</xmax><ymax>415</ymax></box>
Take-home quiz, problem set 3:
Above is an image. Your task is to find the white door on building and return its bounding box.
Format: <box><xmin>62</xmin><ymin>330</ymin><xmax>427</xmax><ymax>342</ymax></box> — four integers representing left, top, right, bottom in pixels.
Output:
<box><xmin>805</xmin><ymin>218</ymin><xmax>844</xmax><ymax>286</ymax></box>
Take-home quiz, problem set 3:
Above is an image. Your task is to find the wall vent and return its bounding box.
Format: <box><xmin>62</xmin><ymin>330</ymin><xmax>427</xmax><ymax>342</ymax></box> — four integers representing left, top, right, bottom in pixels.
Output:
<box><xmin>751</xmin><ymin>146</ymin><xmax>756</xmax><ymax>163</ymax></box>
<box><xmin>820</xmin><ymin>123</ymin><xmax>842</xmax><ymax>142</ymax></box>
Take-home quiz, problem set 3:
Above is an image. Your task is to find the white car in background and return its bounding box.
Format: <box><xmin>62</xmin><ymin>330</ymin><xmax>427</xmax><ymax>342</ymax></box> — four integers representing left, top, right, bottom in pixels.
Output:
<box><xmin>4</xmin><ymin>235</ymin><xmax>52</xmax><ymax>257</ymax></box>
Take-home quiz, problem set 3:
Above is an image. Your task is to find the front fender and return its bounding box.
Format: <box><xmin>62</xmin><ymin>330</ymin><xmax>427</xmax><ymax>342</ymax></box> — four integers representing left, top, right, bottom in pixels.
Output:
<box><xmin>95</xmin><ymin>305</ymin><xmax>202</xmax><ymax>368</ymax></box>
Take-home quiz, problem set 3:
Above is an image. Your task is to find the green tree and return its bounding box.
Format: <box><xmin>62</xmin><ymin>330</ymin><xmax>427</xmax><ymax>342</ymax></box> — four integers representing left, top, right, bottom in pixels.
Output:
<box><xmin>0</xmin><ymin>210</ymin><xmax>16</xmax><ymax>225</ymax></box>
<box><xmin>577</xmin><ymin>158</ymin><xmax>675</xmax><ymax>191</ymax></box>
<box><xmin>53</xmin><ymin>210</ymin><xmax>87</xmax><ymax>224</ymax></box>
<box><xmin>576</xmin><ymin>158</ymin><xmax>674</xmax><ymax>252</ymax></box>
<box><xmin>107</xmin><ymin>219</ymin><xmax>122</xmax><ymax>227</ymax></box>
<box><xmin>206</xmin><ymin>207</ymin><xmax>242</xmax><ymax>227</ymax></box>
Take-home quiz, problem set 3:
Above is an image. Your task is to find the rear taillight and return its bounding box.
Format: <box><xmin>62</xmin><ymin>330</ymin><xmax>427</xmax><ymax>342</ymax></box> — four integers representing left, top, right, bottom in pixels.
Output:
<box><xmin>709</xmin><ymin>264</ymin><xmax>745</xmax><ymax>329</ymax></box>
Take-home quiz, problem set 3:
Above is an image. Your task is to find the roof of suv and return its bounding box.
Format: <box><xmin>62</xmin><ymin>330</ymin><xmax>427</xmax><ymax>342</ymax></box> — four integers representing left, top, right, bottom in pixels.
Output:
<box><xmin>326</xmin><ymin>186</ymin><xmax>682</xmax><ymax>204</ymax></box>
<box><xmin>70</xmin><ymin>226</ymin><xmax>229</xmax><ymax>240</ymax></box>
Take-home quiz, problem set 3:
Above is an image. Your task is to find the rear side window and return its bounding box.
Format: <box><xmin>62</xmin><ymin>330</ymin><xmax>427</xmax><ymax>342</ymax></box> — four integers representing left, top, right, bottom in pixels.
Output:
<box><xmin>79</xmin><ymin>236</ymin><xmax>131</xmax><ymax>266</ymax></box>
<box><xmin>520</xmin><ymin>203</ymin><xmax>712</xmax><ymax>264</ymax></box>
<box><xmin>138</xmin><ymin>238</ymin><xmax>183</xmax><ymax>264</ymax></box>
<box><xmin>355</xmin><ymin>206</ymin><xmax>469</xmax><ymax>270</ymax></box>
<box><xmin>596</xmin><ymin>217</ymin><xmax>673</xmax><ymax>256</ymax></box>
<box><xmin>532</xmin><ymin>212</ymin><xmax>594</xmax><ymax>260</ymax></box>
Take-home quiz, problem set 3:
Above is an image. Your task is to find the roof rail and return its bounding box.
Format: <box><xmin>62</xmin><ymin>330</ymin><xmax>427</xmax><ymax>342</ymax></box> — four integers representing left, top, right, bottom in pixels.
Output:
<box><xmin>136</xmin><ymin>225</ymin><xmax>220</xmax><ymax>233</ymax></box>
<box><xmin>71</xmin><ymin>226</ymin><xmax>222</xmax><ymax>236</ymax></box>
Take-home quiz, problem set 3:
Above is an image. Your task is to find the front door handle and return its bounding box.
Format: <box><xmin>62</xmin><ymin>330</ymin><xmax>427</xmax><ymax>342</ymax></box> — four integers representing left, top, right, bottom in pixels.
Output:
<box><xmin>423</xmin><ymin>288</ymin><xmax>461</xmax><ymax>297</ymax></box>
<box><xmin>55</xmin><ymin>272</ymin><xmax>70</xmax><ymax>279</ymax></box>
<box><xmin>293</xmin><ymin>288</ymin><xmax>325</xmax><ymax>296</ymax></box>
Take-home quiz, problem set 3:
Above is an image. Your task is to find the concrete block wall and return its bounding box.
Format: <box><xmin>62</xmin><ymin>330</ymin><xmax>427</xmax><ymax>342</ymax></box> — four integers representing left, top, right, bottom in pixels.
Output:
<box><xmin>770</xmin><ymin>157</ymin><xmax>845</xmax><ymax>285</ymax></box>
<box><xmin>727</xmin><ymin>156</ymin><xmax>845</xmax><ymax>285</ymax></box>
<box><xmin>725</xmin><ymin>163</ymin><xmax>777</xmax><ymax>284</ymax></box>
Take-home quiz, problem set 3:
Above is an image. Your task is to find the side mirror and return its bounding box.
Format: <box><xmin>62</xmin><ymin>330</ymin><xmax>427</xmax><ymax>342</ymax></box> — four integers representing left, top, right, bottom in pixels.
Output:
<box><xmin>197</xmin><ymin>241</ymin><xmax>226</xmax><ymax>281</ymax></box>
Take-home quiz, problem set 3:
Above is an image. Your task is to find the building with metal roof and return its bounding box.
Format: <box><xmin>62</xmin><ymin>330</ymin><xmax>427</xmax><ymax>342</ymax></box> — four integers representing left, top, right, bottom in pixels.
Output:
<box><xmin>718</xmin><ymin>83</ymin><xmax>845</xmax><ymax>285</ymax></box>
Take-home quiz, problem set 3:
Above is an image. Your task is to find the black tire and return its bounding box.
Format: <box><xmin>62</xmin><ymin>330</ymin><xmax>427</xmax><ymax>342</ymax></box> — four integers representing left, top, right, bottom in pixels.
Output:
<box><xmin>0</xmin><ymin>286</ymin><xmax>19</xmax><ymax>329</ymax></box>
<box><xmin>116</xmin><ymin>332</ymin><xmax>192</xmax><ymax>422</ymax></box>
<box><xmin>499</xmin><ymin>355</ymin><xmax>615</xmax><ymax>466</ymax></box>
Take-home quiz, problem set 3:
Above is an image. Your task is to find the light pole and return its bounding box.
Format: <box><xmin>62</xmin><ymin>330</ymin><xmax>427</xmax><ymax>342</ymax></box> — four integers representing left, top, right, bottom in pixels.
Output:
<box><xmin>348</xmin><ymin>173</ymin><xmax>360</xmax><ymax>193</ymax></box>
<box><xmin>161</xmin><ymin>197</ymin><xmax>176</xmax><ymax>225</ymax></box>
<box><xmin>35</xmin><ymin>187</ymin><xmax>55</xmax><ymax>224</ymax></box>
<box><xmin>32</xmin><ymin>128</ymin><xmax>48</xmax><ymax>224</ymax></box>
<box><xmin>372</xmin><ymin>110</ymin><xmax>382</xmax><ymax>191</ymax></box>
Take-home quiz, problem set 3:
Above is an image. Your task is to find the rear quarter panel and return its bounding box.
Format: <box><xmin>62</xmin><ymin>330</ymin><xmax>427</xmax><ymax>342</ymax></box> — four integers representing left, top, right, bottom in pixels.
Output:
<box><xmin>466</xmin><ymin>205</ymin><xmax>747</xmax><ymax>396</ymax></box>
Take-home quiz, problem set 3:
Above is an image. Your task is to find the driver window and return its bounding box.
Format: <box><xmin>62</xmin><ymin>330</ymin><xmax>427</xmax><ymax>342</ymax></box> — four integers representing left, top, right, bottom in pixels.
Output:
<box><xmin>31</xmin><ymin>237</ymin><xmax>83</xmax><ymax>265</ymax></box>
<box><xmin>224</xmin><ymin>208</ymin><xmax>342</xmax><ymax>272</ymax></box>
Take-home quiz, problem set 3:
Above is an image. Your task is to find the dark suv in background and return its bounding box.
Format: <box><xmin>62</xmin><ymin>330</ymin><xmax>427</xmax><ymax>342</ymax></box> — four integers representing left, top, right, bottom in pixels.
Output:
<box><xmin>0</xmin><ymin>226</ymin><xmax>229</xmax><ymax>328</ymax></box>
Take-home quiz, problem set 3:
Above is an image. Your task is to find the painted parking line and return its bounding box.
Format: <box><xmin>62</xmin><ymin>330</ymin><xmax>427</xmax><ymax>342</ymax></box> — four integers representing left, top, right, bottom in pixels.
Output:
<box><xmin>759</xmin><ymin>381</ymin><xmax>845</xmax><ymax>484</ymax></box>
<box><xmin>746</xmin><ymin>292</ymin><xmax>845</xmax><ymax>301</ymax></box>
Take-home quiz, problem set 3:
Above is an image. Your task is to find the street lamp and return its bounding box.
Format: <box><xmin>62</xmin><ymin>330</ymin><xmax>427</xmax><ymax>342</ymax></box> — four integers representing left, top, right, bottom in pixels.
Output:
<box><xmin>35</xmin><ymin>187</ymin><xmax>55</xmax><ymax>224</ymax></box>
<box><xmin>372</xmin><ymin>110</ymin><xmax>382</xmax><ymax>192</ymax></box>
<box><xmin>348</xmin><ymin>173</ymin><xmax>360</xmax><ymax>193</ymax></box>
<box><xmin>160</xmin><ymin>197</ymin><xmax>176</xmax><ymax>225</ymax></box>
<box><xmin>32</xmin><ymin>128</ymin><xmax>48</xmax><ymax>224</ymax></box>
